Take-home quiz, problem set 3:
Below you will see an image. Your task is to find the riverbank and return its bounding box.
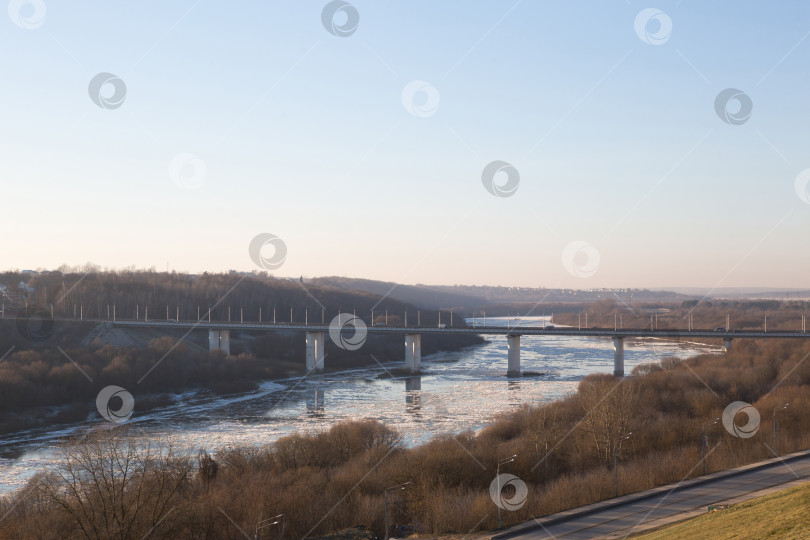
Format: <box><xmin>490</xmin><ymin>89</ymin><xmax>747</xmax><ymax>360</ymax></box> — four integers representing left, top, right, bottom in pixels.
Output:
<box><xmin>2</xmin><ymin>338</ymin><xmax>809</xmax><ymax>538</ymax></box>
<box><xmin>0</xmin><ymin>319</ymin><xmax>484</xmax><ymax>435</ymax></box>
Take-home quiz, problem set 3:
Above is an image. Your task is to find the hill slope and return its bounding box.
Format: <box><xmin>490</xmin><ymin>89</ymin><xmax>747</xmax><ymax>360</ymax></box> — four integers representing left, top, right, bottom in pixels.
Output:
<box><xmin>634</xmin><ymin>481</ymin><xmax>810</xmax><ymax>540</ymax></box>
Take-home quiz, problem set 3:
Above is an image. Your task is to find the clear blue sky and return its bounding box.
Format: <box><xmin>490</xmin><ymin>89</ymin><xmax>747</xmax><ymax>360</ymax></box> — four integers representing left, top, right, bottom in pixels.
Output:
<box><xmin>2</xmin><ymin>1</ymin><xmax>809</xmax><ymax>288</ymax></box>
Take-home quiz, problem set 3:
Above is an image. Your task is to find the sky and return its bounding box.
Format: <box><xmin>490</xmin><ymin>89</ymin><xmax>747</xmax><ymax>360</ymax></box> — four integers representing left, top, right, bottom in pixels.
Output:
<box><xmin>1</xmin><ymin>1</ymin><xmax>809</xmax><ymax>289</ymax></box>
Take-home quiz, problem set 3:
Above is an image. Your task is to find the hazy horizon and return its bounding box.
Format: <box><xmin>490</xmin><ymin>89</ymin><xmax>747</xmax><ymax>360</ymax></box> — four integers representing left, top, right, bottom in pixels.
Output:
<box><xmin>3</xmin><ymin>2</ymin><xmax>809</xmax><ymax>289</ymax></box>
<box><xmin>5</xmin><ymin>265</ymin><xmax>810</xmax><ymax>295</ymax></box>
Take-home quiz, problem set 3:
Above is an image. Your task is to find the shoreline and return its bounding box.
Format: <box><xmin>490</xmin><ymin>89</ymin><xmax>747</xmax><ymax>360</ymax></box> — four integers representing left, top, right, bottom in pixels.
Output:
<box><xmin>0</xmin><ymin>337</ymin><xmax>718</xmax><ymax>496</ymax></box>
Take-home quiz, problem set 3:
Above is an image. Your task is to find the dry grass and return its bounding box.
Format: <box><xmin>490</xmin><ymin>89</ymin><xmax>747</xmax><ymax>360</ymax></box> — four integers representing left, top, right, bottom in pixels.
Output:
<box><xmin>632</xmin><ymin>481</ymin><xmax>810</xmax><ymax>540</ymax></box>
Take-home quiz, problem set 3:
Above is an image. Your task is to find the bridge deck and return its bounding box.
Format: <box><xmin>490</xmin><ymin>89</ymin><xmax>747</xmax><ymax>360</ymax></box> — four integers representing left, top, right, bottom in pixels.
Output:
<box><xmin>104</xmin><ymin>320</ymin><xmax>810</xmax><ymax>339</ymax></box>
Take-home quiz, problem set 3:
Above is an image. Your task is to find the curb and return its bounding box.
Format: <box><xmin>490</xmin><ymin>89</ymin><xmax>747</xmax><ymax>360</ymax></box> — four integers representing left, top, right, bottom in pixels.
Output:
<box><xmin>490</xmin><ymin>447</ymin><xmax>810</xmax><ymax>539</ymax></box>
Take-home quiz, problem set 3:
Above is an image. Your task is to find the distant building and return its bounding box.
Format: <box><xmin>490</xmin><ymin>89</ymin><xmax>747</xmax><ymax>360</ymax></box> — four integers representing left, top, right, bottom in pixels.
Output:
<box><xmin>18</xmin><ymin>281</ymin><xmax>35</xmax><ymax>293</ymax></box>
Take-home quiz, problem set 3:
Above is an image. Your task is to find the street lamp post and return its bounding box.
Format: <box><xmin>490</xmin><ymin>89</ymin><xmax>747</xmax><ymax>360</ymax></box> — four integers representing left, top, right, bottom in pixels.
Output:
<box><xmin>614</xmin><ymin>433</ymin><xmax>632</xmax><ymax>497</ymax></box>
<box><xmin>384</xmin><ymin>482</ymin><xmax>410</xmax><ymax>540</ymax></box>
<box><xmin>254</xmin><ymin>514</ymin><xmax>284</xmax><ymax>540</ymax></box>
<box><xmin>702</xmin><ymin>417</ymin><xmax>720</xmax><ymax>475</ymax></box>
<box><xmin>496</xmin><ymin>454</ymin><xmax>517</xmax><ymax>530</ymax></box>
<box><xmin>773</xmin><ymin>402</ymin><xmax>789</xmax><ymax>457</ymax></box>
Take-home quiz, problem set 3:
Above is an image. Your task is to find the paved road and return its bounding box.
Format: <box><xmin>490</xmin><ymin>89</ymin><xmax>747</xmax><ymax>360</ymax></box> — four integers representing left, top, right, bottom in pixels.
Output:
<box><xmin>496</xmin><ymin>452</ymin><xmax>810</xmax><ymax>539</ymax></box>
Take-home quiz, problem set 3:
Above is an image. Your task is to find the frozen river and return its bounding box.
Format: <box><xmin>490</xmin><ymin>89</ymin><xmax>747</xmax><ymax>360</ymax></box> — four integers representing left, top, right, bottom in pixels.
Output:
<box><xmin>0</xmin><ymin>316</ymin><xmax>720</xmax><ymax>494</ymax></box>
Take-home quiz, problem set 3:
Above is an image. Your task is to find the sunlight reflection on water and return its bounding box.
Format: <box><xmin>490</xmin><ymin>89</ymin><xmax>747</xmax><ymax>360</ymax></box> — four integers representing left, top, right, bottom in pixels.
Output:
<box><xmin>0</xmin><ymin>316</ymin><xmax>720</xmax><ymax>493</ymax></box>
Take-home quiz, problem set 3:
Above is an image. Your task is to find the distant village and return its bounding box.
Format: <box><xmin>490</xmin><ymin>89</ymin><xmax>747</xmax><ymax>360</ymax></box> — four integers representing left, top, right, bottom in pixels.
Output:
<box><xmin>0</xmin><ymin>273</ymin><xmax>36</xmax><ymax>305</ymax></box>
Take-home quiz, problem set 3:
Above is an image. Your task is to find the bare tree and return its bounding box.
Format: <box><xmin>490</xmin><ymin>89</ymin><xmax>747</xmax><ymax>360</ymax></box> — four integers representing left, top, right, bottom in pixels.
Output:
<box><xmin>577</xmin><ymin>375</ymin><xmax>640</xmax><ymax>468</ymax></box>
<box><xmin>529</xmin><ymin>405</ymin><xmax>565</xmax><ymax>480</ymax></box>
<box><xmin>37</xmin><ymin>427</ymin><xmax>193</xmax><ymax>539</ymax></box>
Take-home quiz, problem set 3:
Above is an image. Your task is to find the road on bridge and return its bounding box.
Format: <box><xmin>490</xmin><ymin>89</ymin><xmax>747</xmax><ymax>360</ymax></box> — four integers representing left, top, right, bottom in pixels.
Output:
<box><xmin>493</xmin><ymin>450</ymin><xmax>810</xmax><ymax>539</ymax></box>
<box><xmin>107</xmin><ymin>319</ymin><xmax>810</xmax><ymax>339</ymax></box>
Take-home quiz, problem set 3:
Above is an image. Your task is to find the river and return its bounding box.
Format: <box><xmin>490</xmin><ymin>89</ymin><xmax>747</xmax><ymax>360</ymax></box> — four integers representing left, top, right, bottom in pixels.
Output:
<box><xmin>0</xmin><ymin>316</ymin><xmax>720</xmax><ymax>494</ymax></box>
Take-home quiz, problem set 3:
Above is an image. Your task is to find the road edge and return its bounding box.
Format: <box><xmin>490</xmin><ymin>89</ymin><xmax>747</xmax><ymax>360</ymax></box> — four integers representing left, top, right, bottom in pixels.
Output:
<box><xmin>490</xmin><ymin>447</ymin><xmax>810</xmax><ymax>539</ymax></box>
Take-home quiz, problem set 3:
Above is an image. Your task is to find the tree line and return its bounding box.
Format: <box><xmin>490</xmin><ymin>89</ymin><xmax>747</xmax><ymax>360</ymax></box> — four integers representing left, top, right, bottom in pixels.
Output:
<box><xmin>3</xmin><ymin>269</ymin><xmax>465</xmax><ymax>329</ymax></box>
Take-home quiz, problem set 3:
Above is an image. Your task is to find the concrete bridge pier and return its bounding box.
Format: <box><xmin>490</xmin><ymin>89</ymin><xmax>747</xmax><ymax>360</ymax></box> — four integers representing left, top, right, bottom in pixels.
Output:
<box><xmin>724</xmin><ymin>338</ymin><xmax>732</xmax><ymax>352</ymax></box>
<box><xmin>507</xmin><ymin>334</ymin><xmax>521</xmax><ymax>377</ymax></box>
<box><xmin>613</xmin><ymin>336</ymin><xmax>624</xmax><ymax>377</ymax></box>
<box><xmin>208</xmin><ymin>330</ymin><xmax>231</xmax><ymax>355</ymax></box>
<box><xmin>405</xmin><ymin>334</ymin><xmax>421</xmax><ymax>372</ymax></box>
<box><xmin>306</xmin><ymin>331</ymin><xmax>325</xmax><ymax>372</ymax></box>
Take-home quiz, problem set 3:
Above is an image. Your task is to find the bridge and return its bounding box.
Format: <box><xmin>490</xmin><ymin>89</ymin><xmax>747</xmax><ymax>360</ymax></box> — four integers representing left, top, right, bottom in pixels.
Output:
<box><xmin>105</xmin><ymin>319</ymin><xmax>810</xmax><ymax>377</ymax></box>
